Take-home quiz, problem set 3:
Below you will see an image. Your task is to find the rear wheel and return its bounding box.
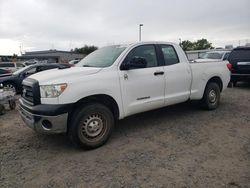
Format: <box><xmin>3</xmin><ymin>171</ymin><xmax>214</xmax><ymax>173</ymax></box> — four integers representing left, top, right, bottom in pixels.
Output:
<box><xmin>201</xmin><ymin>82</ymin><xmax>220</xmax><ymax>110</ymax></box>
<box><xmin>68</xmin><ymin>103</ymin><xmax>114</xmax><ymax>149</ymax></box>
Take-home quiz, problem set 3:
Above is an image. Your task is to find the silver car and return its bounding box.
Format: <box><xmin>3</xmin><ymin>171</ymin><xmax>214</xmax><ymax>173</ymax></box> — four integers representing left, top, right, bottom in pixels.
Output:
<box><xmin>0</xmin><ymin>62</ymin><xmax>25</xmax><ymax>73</ymax></box>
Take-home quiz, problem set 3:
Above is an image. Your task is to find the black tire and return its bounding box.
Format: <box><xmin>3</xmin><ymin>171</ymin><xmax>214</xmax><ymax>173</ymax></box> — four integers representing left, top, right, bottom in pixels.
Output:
<box><xmin>201</xmin><ymin>82</ymin><xmax>220</xmax><ymax>110</ymax></box>
<box><xmin>68</xmin><ymin>103</ymin><xmax>114</xmax><ymax>149</ymax></box>
<box><xmin>0</xmin><ymin>105</ymin><xmax>6</xmax><ymax>115</ymax></box>
<box><xmin>227</xmin><ymin>82</ymin><xmax>233</xmax><ymax>88</ymax></box>
<box><xmin>232</xmin><ymin>81</ymin><xmax>237</xmax><ymax>87</ymax></box>
<box><xmin>9</xmin><ymin>100</ymin><xmax>16</xmax><ymax>110</ymax></box>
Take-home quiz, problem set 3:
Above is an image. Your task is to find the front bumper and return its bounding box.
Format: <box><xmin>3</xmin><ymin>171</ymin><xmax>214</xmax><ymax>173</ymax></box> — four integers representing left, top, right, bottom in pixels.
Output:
<box><xmin>19</xmin><ymin>99</ymin><xmax>72</xmax><ymax>133</ymax></box>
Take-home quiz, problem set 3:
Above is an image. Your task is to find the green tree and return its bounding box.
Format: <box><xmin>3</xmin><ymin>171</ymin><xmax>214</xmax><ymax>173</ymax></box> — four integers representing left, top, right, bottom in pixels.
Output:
<box><xmin>180</xmin><ymin>40</ymin><xmax>194</xmax><ymax>51</ymax></box>
<box><xmin>193</xmin><ymin>38</ymin><xmax>213</xmax><ymax>50</ymax></box>
<box><xmin>72</xmin><ymin>45</ymin><xmax>98</xmax><ymax>55</ymax></box>
<box><xmin>180</xmin><ymin>38</ymin><xmax>214</xmax><ymax>51</ymax></box>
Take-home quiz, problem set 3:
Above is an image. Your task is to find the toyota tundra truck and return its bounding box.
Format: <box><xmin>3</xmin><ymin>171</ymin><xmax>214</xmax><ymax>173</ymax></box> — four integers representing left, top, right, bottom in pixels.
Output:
<box><xmin>19</xmin><ymin>42</ymin><xmax>231</xmax><ymax>149</ymax></box>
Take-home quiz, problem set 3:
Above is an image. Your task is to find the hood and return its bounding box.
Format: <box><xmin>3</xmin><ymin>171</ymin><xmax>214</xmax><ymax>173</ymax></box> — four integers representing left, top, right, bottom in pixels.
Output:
<box><xmin>194</xmin><ymin>58</ymin><xmax>221</xmax><ymax>63</ymax></box>
<box><xmin>29</xmin><ymin>67</ymin><xmax>102</xmax><ymax>85</ymax></box>
<box><xmin>0</xmin><ymin>74</ymin><xmax>16</xmax><ymax>83</ymax></box>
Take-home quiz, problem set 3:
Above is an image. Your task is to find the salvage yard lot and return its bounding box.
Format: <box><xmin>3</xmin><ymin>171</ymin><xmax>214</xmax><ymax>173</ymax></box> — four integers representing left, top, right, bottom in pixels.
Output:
<box><xmin>1</xmin><ymin>84</ymin><xmax>250</xmax><ymax>187</ymax></box>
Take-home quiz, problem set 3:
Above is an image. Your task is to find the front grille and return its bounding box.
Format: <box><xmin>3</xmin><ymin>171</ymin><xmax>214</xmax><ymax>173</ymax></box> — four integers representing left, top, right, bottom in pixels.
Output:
<box><xmin>22</xmin><ymin>85</ymin><xmax>34</xmax><ymax>104</ymax></box>
<box><xmin>21</xmin><ymin>78</ymin><xmax>41</xmax><ymax>106</ymax></box>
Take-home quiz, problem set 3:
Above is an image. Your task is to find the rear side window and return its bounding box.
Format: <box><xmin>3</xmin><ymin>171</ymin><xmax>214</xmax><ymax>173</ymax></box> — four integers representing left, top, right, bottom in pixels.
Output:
<box><xmin>0</xmin><ymin>63</ymin><xmax>15</xmax><ymax>67</ymax></box>
<box><xmin>160</xmin><ymin>45</ymin><xmax>179</xmax><ymax>65</ymax></box>
<box><xmin>229</xmin><ymin>49</ymin><xmax>250</xmax><ymax>61</ymax></box>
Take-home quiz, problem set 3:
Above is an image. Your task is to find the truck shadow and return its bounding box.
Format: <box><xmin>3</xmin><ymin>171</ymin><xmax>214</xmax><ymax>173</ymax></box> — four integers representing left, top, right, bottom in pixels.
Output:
<box><xmin>28</xmin><ymin>101</ymin><xmax>201</xmax><ymax>152</ymax></box>
<box><xmin>113</xmin><ymin>101</ymin><xmax>202</xmax><ymax>138</ymax></box>
<box><xmin>235</xmin><ymin>82</ymin><xmax>250</xmax><ymax>89</ymax></box>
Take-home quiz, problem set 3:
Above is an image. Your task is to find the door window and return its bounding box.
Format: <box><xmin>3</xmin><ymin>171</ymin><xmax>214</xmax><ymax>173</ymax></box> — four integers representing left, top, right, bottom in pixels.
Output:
<box><xmin>16</xmin><ymin>63</ymin><xmax>25</xmax><ymax>68</ymax></box>
<box><xmin>0</xmin><ymin>63</ymin><xmax>15</xmax><ymax>67</ymax></box>
<box><xmin>160</xmin><ymin>45</ymin><xmax>179</xmax><ymax>65</ymax></box>
<box><xmin>0</xmin><ymin>69</ymin><xmax>7</xmax><ymax>74</ymax></box>
<box><xmin>124</xmin><ymin>45</ymin><xmax>158</xmax><ymax>68</ymax></box>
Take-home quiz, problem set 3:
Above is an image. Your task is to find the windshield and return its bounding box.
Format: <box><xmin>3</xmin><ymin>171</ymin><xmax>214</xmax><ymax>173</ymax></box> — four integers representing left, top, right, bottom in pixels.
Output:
<box><xmin>76</xmin><ymin>45</ymin><xmax>126</xmax><ymax>68</ymax></box>
<box><xmin>13</xmin><ymin>65</ymin><xmax>31</xmax><ymax>75</ymax></box>
<box><xmin>201</xmin><ymin>52</ymin><xmax>224</xmax><ymax>59</ymax></box>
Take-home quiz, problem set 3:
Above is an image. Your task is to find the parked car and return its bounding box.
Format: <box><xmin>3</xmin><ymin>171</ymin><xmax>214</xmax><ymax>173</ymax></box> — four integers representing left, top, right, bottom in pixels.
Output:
<box><xmin>228</xmin><ymin>47</ymin><xmax>250</xmax><ymax>86</ymax></box>
<box><xmin>19</xmin><ymin>42</ymin><xmax>231</xmax><ymax>149</ymax></box>
<box><xmin>194</xmin><ymin>50</ymin><xmax>231</xmax><ymax>62</ymax></box>
<box><xmin>0</xmin><ymin>62</ymin><xmax>26</xmax><ymax>72</ymax></box>
<box><xmin>0</xmin><ymin>69</ymin><xmax>12</xmax><ymax>77</ymax></box>
<box><xmin>0</xmin><ymin>63</ymin><xmax>71</xmax><ymax>94</ymax></box>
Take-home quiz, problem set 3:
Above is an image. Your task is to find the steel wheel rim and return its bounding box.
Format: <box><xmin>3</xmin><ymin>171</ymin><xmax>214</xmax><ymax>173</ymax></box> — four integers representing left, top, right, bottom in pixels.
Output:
<box><xmin>80</xmin><ymin>113</ymin><xmax>106</xmax><ymax>141</ymax></box>
<box><xmin>208</xmin><ymin>89</ymin><xmax>217</xmax><ymax>103</ymax></box>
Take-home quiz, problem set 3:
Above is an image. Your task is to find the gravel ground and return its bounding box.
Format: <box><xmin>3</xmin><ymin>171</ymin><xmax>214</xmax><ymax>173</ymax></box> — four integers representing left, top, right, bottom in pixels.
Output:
<box><xmin>1</xmin><ymin>83</ymin><xmax>250</xmax><ymax>188</ymax></box>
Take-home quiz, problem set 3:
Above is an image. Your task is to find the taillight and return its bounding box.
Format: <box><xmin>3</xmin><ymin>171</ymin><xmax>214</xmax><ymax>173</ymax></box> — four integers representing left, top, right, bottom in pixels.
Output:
<box><xmin>227</xmin><ymin>63</ymin><xmax>233</xmax><ymax>71</ymax></box>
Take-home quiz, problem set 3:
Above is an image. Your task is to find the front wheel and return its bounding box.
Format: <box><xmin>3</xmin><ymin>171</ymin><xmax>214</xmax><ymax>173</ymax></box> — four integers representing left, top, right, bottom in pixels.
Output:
<box><xmin>68</xmin><ymin>103</ymin><xmax>114</xmax><ymax>149</ymax></box>
<box><xmin>201</xmin><ymin>82</ymin><xmax>220</xmax><ymax>110</ymax></box>
<box><xmin>3</xmin><ymin>82</ymin><xmax>16</xmax><ymax>94</ymax></box>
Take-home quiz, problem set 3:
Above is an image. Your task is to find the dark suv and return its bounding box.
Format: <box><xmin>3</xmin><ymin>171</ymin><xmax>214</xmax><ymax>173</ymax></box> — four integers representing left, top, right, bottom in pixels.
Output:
<box><xmin>0</xmin><ymin>63</ymin><xmax>71</xmax><ymax>94</ymax></box>
<box><xmin>228</xmin><ymin>47</ymin><xmax>250</xmax><ymax>86</ymax></box>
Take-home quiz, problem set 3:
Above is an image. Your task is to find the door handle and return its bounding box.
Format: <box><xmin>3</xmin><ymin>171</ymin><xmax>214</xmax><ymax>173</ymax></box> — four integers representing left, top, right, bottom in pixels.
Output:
<box><xmin>154</xmin><ymin>71</ymin><xmax>164</xmax><ymax>76</ymax></box>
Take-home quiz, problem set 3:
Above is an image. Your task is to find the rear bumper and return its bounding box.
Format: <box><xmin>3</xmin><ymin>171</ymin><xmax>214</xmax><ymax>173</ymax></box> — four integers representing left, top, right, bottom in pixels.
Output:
<box><xmin>231</xmin><ymin>73</ymin><xmax>250</xmax><ymax>81</ymax></box>
<box><xmin>19</xmin><ymin>99</ymin><xmax>72</xmax><ymax>133</ymax></box>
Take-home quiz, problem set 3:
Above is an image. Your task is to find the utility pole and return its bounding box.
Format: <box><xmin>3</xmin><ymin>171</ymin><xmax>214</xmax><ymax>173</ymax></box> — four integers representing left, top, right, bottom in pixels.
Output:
<box><xmin>19</xmin><ymin>43</ymin><xmax>22</xmax><ymax>55</ymax></box>
<box><xmin>139</xmin><ymin>24</ymin><xmax>143</xmax><ymax>41</ymax></box>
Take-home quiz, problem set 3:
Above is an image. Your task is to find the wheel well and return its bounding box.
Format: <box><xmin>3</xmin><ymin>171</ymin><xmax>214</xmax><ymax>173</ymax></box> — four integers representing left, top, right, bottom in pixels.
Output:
<box><xmin>207</xmin><ymin>77</ymin><xmax>223</xmax><ymax>92</ymax></box>
<box><xmin>71</xmin><ymin>94</ymin><xmax>120</xmax><ymax>120</ymax></box>
<box><xmin>2</xmin><ymin>81</ymin><xmax>17</xmax><ymax>90</ymax></box>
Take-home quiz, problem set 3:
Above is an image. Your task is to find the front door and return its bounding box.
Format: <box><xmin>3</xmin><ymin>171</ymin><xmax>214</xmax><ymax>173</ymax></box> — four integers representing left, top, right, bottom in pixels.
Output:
<box><xmin>119</xmin><ymin>44</ymin><xmax>165</xmax><ymax>116</ymax></box>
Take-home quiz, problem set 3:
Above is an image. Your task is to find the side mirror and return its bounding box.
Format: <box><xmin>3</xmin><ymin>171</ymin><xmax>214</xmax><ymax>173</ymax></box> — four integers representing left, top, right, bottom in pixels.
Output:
<box><xmin>121</xmin><ymin>57</ymin><xmax>147</xmax><ymax>70</ymax></box>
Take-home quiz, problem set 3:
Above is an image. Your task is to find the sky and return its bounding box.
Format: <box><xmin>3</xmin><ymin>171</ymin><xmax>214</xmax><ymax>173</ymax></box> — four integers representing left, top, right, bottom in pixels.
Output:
<box><xmin>0</xmin><ymin>0</ymin><xmax>250</xmax><ymax>55</ymax></box>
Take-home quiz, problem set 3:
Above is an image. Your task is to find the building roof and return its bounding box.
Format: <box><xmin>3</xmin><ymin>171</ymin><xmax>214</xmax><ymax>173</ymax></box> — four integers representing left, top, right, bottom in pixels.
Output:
<box><xmin>23</xmin><ymin>49</ymin><xmax>83</xmax><ymax>55</ymax></box>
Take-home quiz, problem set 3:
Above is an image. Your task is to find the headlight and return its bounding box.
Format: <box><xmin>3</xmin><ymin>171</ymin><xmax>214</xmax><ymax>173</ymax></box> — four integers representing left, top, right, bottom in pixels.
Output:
<box><xmin>40</xmin><ymin>83</ymin><xmax>67</xmax><ymax>98</ymax></box>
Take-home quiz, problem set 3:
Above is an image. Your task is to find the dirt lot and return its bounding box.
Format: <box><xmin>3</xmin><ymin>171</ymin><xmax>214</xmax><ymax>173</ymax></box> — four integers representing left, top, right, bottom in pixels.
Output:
<box><xmin>1</xmin><ymin>83</ymin><xmax>250</xmax><ymax>188</ymax></box>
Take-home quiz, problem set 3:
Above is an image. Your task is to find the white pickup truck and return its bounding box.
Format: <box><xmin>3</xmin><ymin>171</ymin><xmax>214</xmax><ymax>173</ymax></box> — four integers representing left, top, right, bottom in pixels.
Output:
<box><xmin>19</xmin><ymin>42</ymin><xmax>231</xmax><ymax>149</ymax></box>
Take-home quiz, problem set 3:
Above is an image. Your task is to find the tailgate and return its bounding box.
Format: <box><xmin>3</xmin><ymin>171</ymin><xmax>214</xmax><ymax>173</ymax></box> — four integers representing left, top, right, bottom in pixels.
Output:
<box><xmin>237</xmin><ymin>61</ymin><xmax>250</xmax><ymax>71</ymax></box>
